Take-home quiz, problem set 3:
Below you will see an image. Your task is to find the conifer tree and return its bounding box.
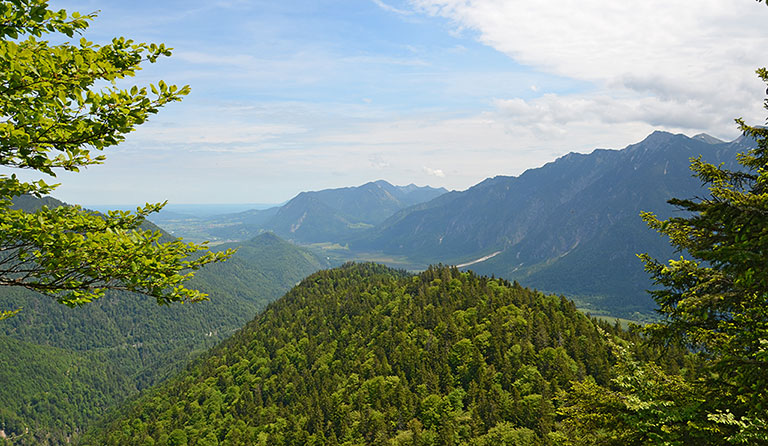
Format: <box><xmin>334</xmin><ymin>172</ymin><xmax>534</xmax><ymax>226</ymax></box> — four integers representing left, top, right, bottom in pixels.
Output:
<box><xmin>561</xmin><ymin>4</ymin><xmax>768</xmax><ymax>441</ymax></box>
<box><xmin>638</xmin><ymin>66</ymin><xmax>768</xmax><ymax>442</ymax></box>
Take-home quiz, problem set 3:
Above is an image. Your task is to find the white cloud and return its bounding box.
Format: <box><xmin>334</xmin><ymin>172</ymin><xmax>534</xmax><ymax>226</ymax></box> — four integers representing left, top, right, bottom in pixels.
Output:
<box><xmin>369</xmin><ymin>154</ymin><xmax>390</xmax><ymax>169</ymax></box>
<box><xmin>371</xmin><ymin>0</ymin><xmax>415</xmax><ymax>16</ymax></box>
<box><xmin>410</xmin><ymin>0</ymin><xmax>768</xmax><ymax>129</ymax></box>
<box><xmin>492</xmin><ymin>93</ymin><xmax>731</xmax><ymax>133</ymax></box>
<box><xmin>423</xmin><ymin>166</ymin><xmax>446</xmax><ymax>177</ymax></box>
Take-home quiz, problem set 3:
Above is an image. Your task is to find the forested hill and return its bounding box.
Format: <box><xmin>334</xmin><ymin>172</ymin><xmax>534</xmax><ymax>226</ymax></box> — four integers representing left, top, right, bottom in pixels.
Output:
<box><xmin>0</xmin><ymin>207</ymin><xmax>329</xmax><ymax>445</ymax></box>
<box><xmin>87</xmin><ymin>263</ymin><xmax>648</xmax><ymax>445</ymax></box>
<box><xmin>356</xmin><ymin>131</ymin><xmax>751</xmax><ymax>315</ymax></box>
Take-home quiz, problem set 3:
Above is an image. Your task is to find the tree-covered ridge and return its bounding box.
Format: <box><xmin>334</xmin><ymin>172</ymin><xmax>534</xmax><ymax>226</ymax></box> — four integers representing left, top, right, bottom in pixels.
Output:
<box><xmin>0</xmin><ymin>335</ymin><xmax>134</xmax><ymax>445</ymax></box>
<box><xmin>0</xmin><ymin>232</ymin><xmax>329</xmax><ymax>445</ymax></box>
<box><xmin>87</xmin><ymin>263</ymin><xmax>644</xmax><ymax>445</ymax></box>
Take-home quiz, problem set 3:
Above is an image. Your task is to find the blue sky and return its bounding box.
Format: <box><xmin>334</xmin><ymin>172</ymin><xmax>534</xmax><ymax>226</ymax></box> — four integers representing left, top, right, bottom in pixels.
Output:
<box><xmin>10</xmin><ymin>0</ymin><xmax>768</xmax><ymax>205</ymax></box>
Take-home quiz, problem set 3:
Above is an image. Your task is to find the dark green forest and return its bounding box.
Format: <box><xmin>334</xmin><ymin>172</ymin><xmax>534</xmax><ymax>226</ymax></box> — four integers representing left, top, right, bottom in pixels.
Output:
<box><xmin>0</xmin><ymin>232</ymin><xmax>329</xmax><ymax>444</ymax></box>
<box><xmin>0</xmin><ymin>335</ymin><xmax>134</xmax><ymax>444</ymax></box>
<box><xmin>85</xmin><ymin>263</ymin><xmax>682</xmax><ymax>445</ymax></box>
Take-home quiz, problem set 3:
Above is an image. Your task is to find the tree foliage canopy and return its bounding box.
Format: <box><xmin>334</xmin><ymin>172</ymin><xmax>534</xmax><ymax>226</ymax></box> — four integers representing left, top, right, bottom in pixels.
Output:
<box><xmin>637</xmin><ymin>66</ymin><xmax>768</xmax><ymax>442</ymax></box>
<box><xmin>0</xmin><ymin>0</ymin><xmax>231</xmax><ymax>316</ymax></box>
<box><xmin>85</xmin><ymin>264</ymin><xmax>652</xmax><ymax>445</ymax></box>
<box><xmin>559</xmin><ymin>67</ymin><xmax>768</xmax><ymax>444</ymax></box>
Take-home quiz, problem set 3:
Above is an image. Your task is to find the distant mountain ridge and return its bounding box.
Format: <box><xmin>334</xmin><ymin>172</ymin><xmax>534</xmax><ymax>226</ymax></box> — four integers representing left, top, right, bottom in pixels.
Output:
<box><xmin>162</xmin><ymin>180</ymin><xmax>448</xmax><ymax>244</ymax></box>
<box><xmin>352</xmin><ymin>131</ymin><xmax>751</xmax><ymax>314</ymax></box>
<box><xmin>146</xmin><ymin>130</ymin><xmax>751</xmax><ymax>316</ymax></box>
<box><xmin>264</xmin><ymin>180</ymin><xmax>449</xmax><ymax>243</ymax></box>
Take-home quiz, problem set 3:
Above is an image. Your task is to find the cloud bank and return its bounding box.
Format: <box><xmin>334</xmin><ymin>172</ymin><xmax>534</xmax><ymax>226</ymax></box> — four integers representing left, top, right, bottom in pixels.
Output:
<box><xmin>411</xmin><ymin>0</ymin><xmax>768</xmax><ymax>133</ymax></box>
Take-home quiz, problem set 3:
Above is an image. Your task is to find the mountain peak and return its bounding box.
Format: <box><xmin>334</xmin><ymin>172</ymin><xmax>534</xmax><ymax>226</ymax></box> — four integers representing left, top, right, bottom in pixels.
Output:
<box><xmin>692</xmin><ymin>133</ymin><xmax>724</xmax><ymax>144</ymax></box>
<box><xmin>251</xmin><ymin>231</ymin><xmax>282</xmax><ymax>243</ymax></box>
<box><xmin>641</xmin><ymin>130</ymin><xmax>676</xmax><ymax>143</ymax></box>
<box><xmin>625</xmin><ymin>130</ymin><xmax>687</xmax><ymax>155</ymax></box>
<box><xmin>371</xmin><ymin>179</ymin><xmax>393</xmax><ymax>188</ymax></box>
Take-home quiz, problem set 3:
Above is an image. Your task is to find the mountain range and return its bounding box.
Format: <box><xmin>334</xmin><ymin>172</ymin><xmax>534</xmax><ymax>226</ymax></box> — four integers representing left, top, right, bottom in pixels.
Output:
<box><xmin>350</xmin><ymin>131</ymin><xmax>750</xmax><ymax>315</ymax></box>
<box><xmin>160</xmin><ymin>131</ymin><xmax>751</xmax><ymax>317</ymax></box>
<box><xmin>152</xmin><ymin>181</ymin><xmax>448</xmax><ymax>244</ymax></box>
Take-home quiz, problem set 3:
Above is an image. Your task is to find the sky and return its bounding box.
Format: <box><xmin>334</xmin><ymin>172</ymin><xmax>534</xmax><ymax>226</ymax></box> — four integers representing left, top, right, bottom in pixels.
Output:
<box><xmin>9</xmin><ymin>0</ymin><xmax>768</xmax><ymax>205</ymax></box>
